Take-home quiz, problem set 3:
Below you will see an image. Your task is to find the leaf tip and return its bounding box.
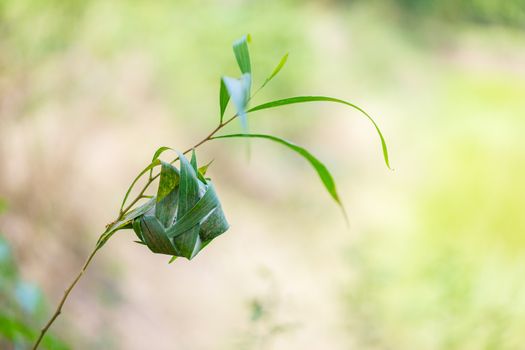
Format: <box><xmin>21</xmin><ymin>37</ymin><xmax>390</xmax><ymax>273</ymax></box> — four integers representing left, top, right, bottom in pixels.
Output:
<box><xmin>339</xmin><ymin>202</ymin><xmax>350</xmax><ymax>228</ymax></box>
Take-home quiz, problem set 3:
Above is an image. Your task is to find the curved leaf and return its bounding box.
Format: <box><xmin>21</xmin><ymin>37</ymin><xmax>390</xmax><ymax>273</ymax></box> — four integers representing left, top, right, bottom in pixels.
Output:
<box><xmin>190</xmin><ymin>149</ymin><xmax>198</xmax><ymax>172</ymax></box>
<box><xmin>140</xmin><ymin>215</ymin><xmax>177</xmax><ymax>255</ymax></box>
<box><xmin>98</xmin><ymin>197</ymin><xmax>156</xmax><ymax>248</ymax></box>
<box><xmin>233</xmin><ymin>34</ymin><xmax>252</xmax><ymax>74</ymax></box>
<box><xmin>151</xmin><ymin>146</ymin><xmax>173</xmax><ymax>162</ymax></box>
<box><xmin>248</xmin><ymin>96</ymin><xmax>391</xmax><ymax>169</ymax></box>
<box><xmin>174</xmin><ymin>151</ymin><xmax>202</xmax><ymax>259</ymax></box>
<box><xmin>219</xmin><ymin>78</ymin><xmax>230</xmax><ymax>123</ymax></box>
<box><xmin>156</xmin><ymin>162</ymin><xmax>180</xmax><ymax>202</ymax></box>
<box><xmin>150</xmin><ymin>146</ymin><xmax>174</xmax><ymax>177</ymax></box>
<box><xmin>211</xmin><ymin>133</ymin><xmax>345</xmax><ymax>212</ymax></box>
<box><xmin>198</xmin><ymin>159</ymin><xmax>214</xmax><ymax>177</ymax></box>
<box><xmin>260</xmin><ymin>53</ymin><xmax>289</xmax><ymax>90</ymax></box>
<box><xmin>222</xmin><ymin>74</ymin><xmax>252</xmax><ymax>132</ymax></box>
<box><xmin>220</xmin><ymin>34</ymin><xmax>251</xmax><ymax>124</ymax></box>
<box><xmin>155</xmin><ymin>162</ymin><xmax>180</xmax><ymax>226</ymax></box>
<box><xmin>120</xmin><ymin>159</ymin><xmax>161</xmax><ymax>213</ymax></box>
<box><xmin>166</xmin><ymin>183</ymin><xmax>221</xmax><ymax>239</ymax></box>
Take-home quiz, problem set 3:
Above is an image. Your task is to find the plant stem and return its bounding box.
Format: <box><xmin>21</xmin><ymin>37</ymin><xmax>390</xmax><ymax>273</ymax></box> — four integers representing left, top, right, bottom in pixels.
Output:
<box><xmin>120</xmin><ymin>116</ymin><xmax>236</xmax><ymax>215</ymax></box>
<box><xmin>33</xmin><ymin>115</ymin><xmax>237</xmax><ymax>349</ymax></box>
<box><xmin>32</xmin><ymin>246</ymin><xmax>100</xmax><ymax>350</ymax></box>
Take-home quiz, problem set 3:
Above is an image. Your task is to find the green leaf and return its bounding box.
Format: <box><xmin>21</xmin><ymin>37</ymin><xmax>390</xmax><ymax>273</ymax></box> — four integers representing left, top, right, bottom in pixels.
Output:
<box><xmin>248</xmin><ymin>96</ymin><xmax>391</xmax><ymax>169</ymax></box>
<box><xmin>156</xmin><ymin>162</ymin><xmax>180</xmax><ymax>202</ymax></box>
<box><xmin>260</xmin><ymin>53</ymin><xmax>289</xmax><ymax>90</ymax></box>
<box><xmin>0</xmin><ymin>314</ymin><xmax>33</xmax><ymax>341</ymax></box>
<box><xmin>219</xmin><ymin>78</ymin><xmax>230</xmax><ymax>124</ymax></box>
<box><xmin>122</xmin><ymin>197</ymin><xmax>156</xmax><ymax>221</ymax></box>
<box><xmin>176</xmin><ymin>152</ymin><xmax>200</xmax><ymax>215</ymax></box>
<box><xmin>120</xmin><ymin>159</ymin><xmax>161</xmax><ymax>213</ymax></box>
<box><xmin>140</xmin><ymin>215</ymin><xmax>177</xmax><ymax>255</ymax></box>
<box><xmin>166</xmin><ymin>183</ymin><xmax>221</xmax><ymax>239</ymax></box>
<box><xmin>222</xmin><ymin>74</ymin><xmax>252</xmax><ymax>132</ymax></box>
<box><xmin>190</xmin><ymin>149</ymin><xmax>198</xmax><ymax>172</ymax></box>
<box><xmin>150</xmin><ymin>146</ymin><xmax>173</xmax><ymax>177</ymax></box>
<box><xmin>173</xmin><ymin>151</ymin><xmax>202</xmax><ymax>259</ymax></box>
<box><xmin>198</xmin><ymin>199</ymin><xmax>229</xmax><ymax>243</ymax></box>
<box><xmin>211</xmin><ymin>133</ymin><xmax>345</xmax><ymax>211</ymax></box>
<box><xmin>133</xmin><ymin>218</ymin><xmax>145</xmax><ymax>242</ymax></box>
<box><xmin>190</xmin><ymin>149</ymin><xmax>208</xmax><ymax>183</ymax></box>
<box><xmin>233</xmin><ymin>34</ymin><xmax>252</xmax><ymax>74</ymax></box>
<box><xmin>198</xmin><ymin>160</ymin><xmax>214</xmax><ymax>177</ymax></box>
<box><xmin>98</xmin><ymin>197</ymin><xmax>156</xmax><ymax>249</ymax></box>
<box><xmin>152</xmin><ymin>146</ymin><xmax>173</xmax><ymax>162</ymax></box>
<box><xmin>126</xmin><ymin>151</ymin><xmax>229</xmax><ymax>259</ymax></box>
<box><xmin>155</xmin><ymin>162</ymin><xmax>180</xmax><ymax>227</ymax></box>
<box><xmin>0</xmin><ymin>197</ymin><xmax>7</xmax><ymax>214</ymax></box>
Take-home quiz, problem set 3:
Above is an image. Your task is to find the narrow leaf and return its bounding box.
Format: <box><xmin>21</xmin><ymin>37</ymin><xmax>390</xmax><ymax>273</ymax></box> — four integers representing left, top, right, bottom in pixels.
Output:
<box><xmin>174</xmin><ymin>151</ymin><xmax>202</xmax><ymax>259</ymax></box>
<box><xmin>198</xmin><ymin>160</ymin><xmax>214</xmax><ymax>177</ymax></box>
<box><xmin>133</xmin><ymin>218</ymin><xmax>145</xmax><ymax>243</ymax></box>
<box><xmin>211</xmin><ymin>133</ymin><xmax>345</xmax><ymax>211</ymax></box>
<box><xmin>198</xmin><ymin>200</ymin><xmax>229</xmax><ymax>243</ymax></box>
<box><xmin>152</xmin><ymin>146</ymin><xmax>173</xmax><ymax>162</ymax></box>
<box><xmin>98</xmin><ymin>197</ymin><xmax>156</xmax><ymax>248</ymax></box>
<box><xmin>166</xmin><ymin>184</ymin><xmax>220</xmax><ymax>239</ymax></box>
<box><xmin>222</xmin><ymin>74</ymin><xmax>252</xmax><ymax>133</ymax></box>
<box><xmin>120</xmin><ymin>159</ymin><xmax>161</xmax><ymax>214</ymax></box>
<box><xmin>150</xmin><ymin>146</ymin><xmax>173</xmax><ymax>178</ymax></box>
<box><xmin>190</xmin><ymin>149</ymin><xmax>207</xmax><ymax>183</ymax></box>
<box><xmin>233</xmin><ymin>34</ymin><xmax>252</xmax><ymax>74</ymax></box>
<box><xmin>190</xmin><ymin>149</ymin><xmax>198</xmax><ymax>172</ymax></box>
<box><xmin>140</xmin><ymin>215</ymin><xmax>177</xmax><ymax>255</ymax></box>
<box><xmin>156</xmin><ymin>162</ymin><xmax>180</xmax><ymax>202</ymax></box>
<box><xmin>248</xmin><ymin>96</ymin><xmax>391</xmax><ymax>169</ymax></box>
<box><xmin>176</xmin><ymin>152</ymin><xmax>200</xmax><ymax>217</ymax></box>
<box><xmin>219</xmin><ymin>79</ymin><xmax>230</xmax><ymax>123</ymax></box>
<box><xmin>155</xmin><ymin>162</ymin><xmax>180</xmax><ymax>227</ymax></box>
<box><xmin>260</xmin><ymin>53</ymin><xmax>289</xmax><ymax>90</ymax></box>
<box><xmin>122</xmin><ymin>197</ymin><xmax>156</xmax><ymax>222</ymax></box>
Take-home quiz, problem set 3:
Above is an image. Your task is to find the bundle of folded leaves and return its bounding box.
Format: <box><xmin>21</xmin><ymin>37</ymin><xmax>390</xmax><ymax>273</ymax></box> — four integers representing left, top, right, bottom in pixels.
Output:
<box><xmin>31</xmin><ymin>33</ymin><xmax>394</xmax><ymax>350</ymax></box>
<box><xmin>131</xmin><ymin>151</ymin><xmax>229</xmax><ymax>260</ymax></box>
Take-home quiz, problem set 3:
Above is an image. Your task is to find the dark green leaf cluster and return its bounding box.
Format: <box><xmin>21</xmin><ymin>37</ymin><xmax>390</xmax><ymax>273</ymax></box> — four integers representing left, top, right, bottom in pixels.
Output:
<box><xmin>131</xmin><ymin>151</ymin><xmax>229</xmax><ymax>261</ymax></box>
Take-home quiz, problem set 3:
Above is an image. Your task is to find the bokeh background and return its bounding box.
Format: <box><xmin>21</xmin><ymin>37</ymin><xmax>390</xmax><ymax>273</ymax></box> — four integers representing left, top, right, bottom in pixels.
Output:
<box><xmin>1</xmin><ymin>0</ymin><xmax>525</xmax><ymax>349</ymax></box>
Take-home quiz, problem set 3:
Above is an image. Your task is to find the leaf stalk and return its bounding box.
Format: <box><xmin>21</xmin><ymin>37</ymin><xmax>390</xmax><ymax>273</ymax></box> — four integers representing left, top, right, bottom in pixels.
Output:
<box><xmin>32</xmin><ymin>116</ymin><xmax>237</xmax><ymax>349</ymax></box>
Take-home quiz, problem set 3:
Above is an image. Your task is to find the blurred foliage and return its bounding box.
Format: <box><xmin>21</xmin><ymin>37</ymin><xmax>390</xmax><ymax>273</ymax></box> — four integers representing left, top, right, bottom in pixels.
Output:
<box><xmin>234</xmin><ymin>270</ymin><xmax>296</xmax><ymax>350</ymax></box>
<box><xmin>0</xmin><ymin>235</ymin><xmax>68</xmax><ymax>349</ymax></box>
<box><xmin>344</xmin><ymin>0</ymin><xmax>525</xmax><ymax>28</ymax></box>
<box><xmin>0</xmin><ymin>199</ymin><xmax>7</xmax><ymax>214</ymax></box>
<box><xmin>1</xmin><ymin>0</ymin><xmax>524</xmax><ymax>349</ymax></box>
<box><xmin>344</xmin><ymin>30</ymin><xmax>525</xmax><ymax>350</ymax></box>
<box><xmin>390</xmin><ymin>0</ymin><xmax>525</xmax><ymax>27</ymax></box>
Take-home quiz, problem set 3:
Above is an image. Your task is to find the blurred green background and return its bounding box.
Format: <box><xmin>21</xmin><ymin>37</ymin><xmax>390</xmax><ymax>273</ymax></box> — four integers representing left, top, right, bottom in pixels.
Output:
<box><xmin>1</xmin><ymin>0</ymin><xmax>524</xmax><ymax>349</ymax></box>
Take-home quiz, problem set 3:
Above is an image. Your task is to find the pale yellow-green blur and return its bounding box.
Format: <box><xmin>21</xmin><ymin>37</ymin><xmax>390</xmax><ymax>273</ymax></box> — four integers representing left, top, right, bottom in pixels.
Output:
<box><xmin>1</xmin><ymin>1</ymin><xmax>524</xmax><ymax>349</ymax></box>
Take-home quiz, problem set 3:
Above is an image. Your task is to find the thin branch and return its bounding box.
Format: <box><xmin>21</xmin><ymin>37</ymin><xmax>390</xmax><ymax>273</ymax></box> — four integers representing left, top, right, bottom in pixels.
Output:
<box><xmin>32</xmin><ymin>246</ymin><xmax>100</xmax><ymax>350</ymax></box>
<box><xmin>120</xmin><ymin>115</ymin><xmax>237</xmax><ymax>217</ymax></box>
<box><xmin>33</xmin><ymin>114</ymin><xmax>239</xmax><ymax>349</ymax></box>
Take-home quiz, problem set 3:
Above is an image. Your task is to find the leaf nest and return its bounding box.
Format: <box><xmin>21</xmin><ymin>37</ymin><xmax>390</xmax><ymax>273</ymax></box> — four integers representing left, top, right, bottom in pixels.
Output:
<box><xmin>132</xmin><ymin>152</ymin><xmax>229</xmax><ymax>260</ymax></box>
